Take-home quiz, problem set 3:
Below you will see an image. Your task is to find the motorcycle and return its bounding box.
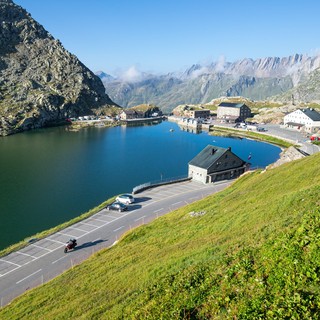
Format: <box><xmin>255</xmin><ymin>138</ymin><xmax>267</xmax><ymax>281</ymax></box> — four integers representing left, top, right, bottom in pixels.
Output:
<box><xmin>64</xmin><ymin>238</ymin><xmax>77</xmax><ymax>253</ymax></box>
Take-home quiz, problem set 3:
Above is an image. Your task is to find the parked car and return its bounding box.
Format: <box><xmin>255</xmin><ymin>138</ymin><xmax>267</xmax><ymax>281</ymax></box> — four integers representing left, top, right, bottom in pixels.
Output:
<box><xmin>116</xmin><ymin>194</ymin><xmax>135</xmax><ymax>204</ymax></box>
<box><xmin>106</xmin><ymin>201</ymin><xmax>128</xmax><ymax>212</ymax></box>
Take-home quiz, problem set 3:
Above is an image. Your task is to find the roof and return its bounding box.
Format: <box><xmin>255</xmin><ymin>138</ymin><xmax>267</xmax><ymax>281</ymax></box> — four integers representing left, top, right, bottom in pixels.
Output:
<box><xmin>189</xmin><ymin>145</ymin><xmax>229</xmax><ymax>169</ymax></box>
<box><xmin>121</xmin><ymin>109</ymin><xmax>137</xmax><ymax>115</ymax></box>
<box><xmin>300</xmin><ymin>108</ymin><xmax>320</xmax><ymax>121</ymax></box>
<box><xmin>218</xmin><ymin>102</ymin><xmax>247</xmax><ymax>108</ymax></box>
<box><xmin>286</xmin><ymin>122</ymin><xmax>304</xmax><ymax>127</ymax></box>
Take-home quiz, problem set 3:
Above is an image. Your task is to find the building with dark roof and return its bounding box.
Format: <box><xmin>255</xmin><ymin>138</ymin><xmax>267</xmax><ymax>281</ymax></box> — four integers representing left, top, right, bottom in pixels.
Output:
<box><xmin>283</xmin><ymin>108</ymin><xmax>320</xmax><ymax>133</ymax></box>
<box><xmin>188</xmin><ymin>145</ymin><xmax>248</xmax><ymax>183</ymax></box>
<box><xmin>217</xmin><ymin>102</ymin><xmax>251</xmax><ymax>123</ymax></box>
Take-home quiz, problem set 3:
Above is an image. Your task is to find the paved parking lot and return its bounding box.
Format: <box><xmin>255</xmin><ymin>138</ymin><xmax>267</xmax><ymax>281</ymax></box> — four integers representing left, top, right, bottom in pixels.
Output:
<box><xmin>0</xmin><ymin>180</ymin><xmax>228</xmax><ymax>281</ymax></box>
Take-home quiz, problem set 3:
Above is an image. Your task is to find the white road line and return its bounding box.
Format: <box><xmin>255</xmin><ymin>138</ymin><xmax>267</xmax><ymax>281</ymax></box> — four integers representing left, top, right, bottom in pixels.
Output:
<box><xmin>16</xmin><ymin>251</ymin><xmax>36</xmax><ymax>259</ymax></box>
<box><xmin>52</xmin><ymin>256</ymin><xmax>66</xmax><ymax>264</ymax></box>
<box><xmin>90</xmin><ymin>217</ymin><xmax>109</xmax><ymax>223</ymax></box>
<box><xmin>46</xmin><ymin>238</ymin><xmax>66</xmax><ymax>245</ymax></box>
<box><xmin>79</xmin><ymin>221</ymin><xmax>99</xmax><ymax>228</ymax></box>
<box><xmin>31</xmin><ymin>244</ymin><xmax>52</xmax><ymax>252</ymax></box>
<box><xmin>57</xmin><ymin>232</ymin><xmax>78</xmax><ymax>238</ymax></box>
<box><xmin>171</xmin><ymin>201</ymin><xmax>182</xmax><ymax>206</ymax></box>
<box><xmin>135</xmin><ymin>216</ymin><xmax>146</xmax><ymax>222</ymax></box>
<box><xmin>0</xmin><ymin>258</ymin><xmax>21</xmax><ymax>267</ymax></box>
<box><xmin>16</xmin><ymin>269</ymin><xmax>42</xmax><ymax>284</ymax></box>
<box><xmin>93</xmin><ymin>238</ymin><xmax>101</xmax><ymax>242</ymax></box>
<box><xmin>103</xmin><ymin>214</ymin><xmax>119</xmax><ymax>219</ymax></box>
<box><xmin>154</xmin><ymin>208</ymin><xmax>163</xmax><ymax>213</ymax></box>
<box><xmin>113</xmin><ymin>226</ymin><xmax>124</xmax><ymax>232</ymax></box>
<box><xmin>69</xmin><ymin>226</ymin><xmax>90</xmax><ymax>232</ymax></box>
<box><xmin>0</xmin><ymin>266</ymin><xmax>20</xmax><ymax>277</ymax></box>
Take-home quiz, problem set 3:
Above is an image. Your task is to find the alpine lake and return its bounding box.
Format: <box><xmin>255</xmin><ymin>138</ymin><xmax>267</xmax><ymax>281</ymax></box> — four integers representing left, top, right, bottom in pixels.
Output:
<box><xmin>0</xmin><ymin>120</ymin><xmax>281</xmax><ymax>250</ymax></box>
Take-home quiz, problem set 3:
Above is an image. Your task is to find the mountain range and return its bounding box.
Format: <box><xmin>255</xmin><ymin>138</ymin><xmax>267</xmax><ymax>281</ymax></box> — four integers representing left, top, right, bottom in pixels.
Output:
<box><xmin>99</xmin><ymin>54</ymin><xmax>320</xmax><ymax>113</ymax></box>
<box><xmin>0</xmin><ymin>0</ymin><xmax>117</xmax><ymax>136</ymax></box>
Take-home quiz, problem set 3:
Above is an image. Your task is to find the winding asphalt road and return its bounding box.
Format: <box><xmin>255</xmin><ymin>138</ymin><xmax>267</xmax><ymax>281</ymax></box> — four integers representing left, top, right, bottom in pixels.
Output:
<box><xmin>0</xmin><ymin>179</ymin><xmax>232</xmax><ymax>307</ymax></box>
<box><xmin>2</xmin><ymin>123</ymin><xmax>317</xmax><ymax>308</ymax></box>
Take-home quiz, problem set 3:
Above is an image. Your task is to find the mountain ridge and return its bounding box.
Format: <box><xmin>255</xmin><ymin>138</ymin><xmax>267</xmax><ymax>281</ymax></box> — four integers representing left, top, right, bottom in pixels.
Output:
<box><xmin>100</xmin><ymin>54</ymin><xmax>320</xmax><ymax>112</ymax></box>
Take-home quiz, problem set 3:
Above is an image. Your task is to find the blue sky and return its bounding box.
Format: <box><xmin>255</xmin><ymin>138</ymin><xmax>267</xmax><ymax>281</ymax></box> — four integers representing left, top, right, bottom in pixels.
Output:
<box><xmin>14</xmin><ymin>0</ymin><xmax>320</xmax><ymax>76</ymax></box>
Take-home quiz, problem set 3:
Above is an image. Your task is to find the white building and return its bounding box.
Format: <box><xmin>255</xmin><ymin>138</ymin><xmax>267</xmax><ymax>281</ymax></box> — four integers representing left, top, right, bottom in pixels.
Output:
<box><xmin>283</xmin><ymin>108</ymin><xmax>320</xmax><ymax>133</ymax></box>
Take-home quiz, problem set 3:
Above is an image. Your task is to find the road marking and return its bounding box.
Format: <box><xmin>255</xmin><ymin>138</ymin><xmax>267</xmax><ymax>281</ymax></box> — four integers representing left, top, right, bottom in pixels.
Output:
<box><xmin>57</xmin><ymin>232</ymin><xmax>78</xmax><ymax>239</ymax></box>
<box><xmin>135</xmin><ymin>216</ymin><xmax>146</xmax><ymax>222</ymax></box>
<box><xmin>0</xmin><ymin>259</ymin><xmax>21</xmax><ymax>267</ymax></box>
<box><xmin>46</xmin><ymin>238</ymin><xmax>66</xmax><ymax>245</ymax></box>
<box><xmin>93</xmin><ymin>238</ymin><xmax>101</xmax><ymax>242</ymax></box>
<box><xmin>16</xmin><ymin>269</ymin><xmax>42</xmax><ymax>284</ymax></box>
<box><xmin>16</xmin><ymin>251</ymin><xmax>36</xmax><ymax>259</ymax></box>
<box><xmin>0</xmin><ymin>266</ymin><xmax>20</xmax><ymax>277</ymax></box>
<box><xmin>103</xmin><ymin>214</ymin><xmax>119</xmax><ymax>219</ymax></box>
<box><xmin>154</xmin><ymin>208</ymin><xmax>163</xmax><ymax>213</ymax></box>
<box><xmin>80</xmin><ymin>221</ymin><xmax>99</xmax><ymax>228</ymax></box>
<box><xmin>90</xmin><ymin>217</ymin><xmax>109</xmax><ymax>223</ymax></box>
<box><xmin>31</xmin><ymin>244</ymin><xmax>52</xmax><ymax>252</ymax></box>
<box><xmin>52</xmin><ymin>256</ymin><xmax>66</xmax><ymax>264</ymax></box>
<box><xmin>171</xmin><ymin>201</ymin><xmax>182</xmax><ymax>206</ymax></box>
<box><xmin>69</xmin><ymin>226</ymin><xmax>89</xmax><ymax>232</ymax></box>
<box><xmin>1</xmin><ymin>181</ymin><xmax>231</xmax><ymax>283</ymax></box>
<box><xmin>113</xmin><ymin>226</ymin><xmax>124</xmax><ymax>232</ymax></box>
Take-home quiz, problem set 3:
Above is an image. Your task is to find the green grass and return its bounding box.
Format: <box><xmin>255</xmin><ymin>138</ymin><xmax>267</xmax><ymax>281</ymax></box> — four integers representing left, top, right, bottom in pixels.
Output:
<box><xmin>1</xmin><ymin>154</ymin><xmax>320</xmax><ymax>319</ymax></box>
<box><xmin>210</xmin><ymin>126</ymin><xmax>293</xmax><ymax>148</ymax></box>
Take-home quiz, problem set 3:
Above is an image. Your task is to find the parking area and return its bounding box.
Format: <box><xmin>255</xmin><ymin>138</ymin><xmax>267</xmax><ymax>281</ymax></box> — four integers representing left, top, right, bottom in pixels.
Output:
<box><xmin>0</xmin><ymin>180</ymin><xmax>220</xmax><ymax>278</ymax></box>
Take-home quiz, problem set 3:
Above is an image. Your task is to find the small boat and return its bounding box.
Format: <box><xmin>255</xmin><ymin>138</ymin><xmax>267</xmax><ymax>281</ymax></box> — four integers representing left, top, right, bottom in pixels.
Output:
<box><xmin>170</xmin><ymin>128</ymin><xmax>174</xmax><ymax>132</ymax></box>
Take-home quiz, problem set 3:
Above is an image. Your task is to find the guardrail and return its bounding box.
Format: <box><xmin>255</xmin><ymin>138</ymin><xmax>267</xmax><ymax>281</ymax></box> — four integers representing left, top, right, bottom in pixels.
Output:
<box><xmin>132</xmin><ymin>175</ymin><xmax>191</xmax><ymax>194</ymax></box>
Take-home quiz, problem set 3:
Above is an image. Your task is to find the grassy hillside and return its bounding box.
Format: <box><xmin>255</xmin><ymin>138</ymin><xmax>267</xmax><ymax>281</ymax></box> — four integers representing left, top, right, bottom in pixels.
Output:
<box><xmin>1</xmin><ymin>154</ymin><xmax>320</xmax><ymax>319</ymax></box>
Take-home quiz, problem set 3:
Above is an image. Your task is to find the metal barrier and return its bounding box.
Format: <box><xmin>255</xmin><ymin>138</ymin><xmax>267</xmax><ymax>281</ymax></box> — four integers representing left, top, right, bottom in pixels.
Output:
<box><xmin>132</xmin><ymin>175</ymin><xmax>191</xmax><ymax>194</ymax></box>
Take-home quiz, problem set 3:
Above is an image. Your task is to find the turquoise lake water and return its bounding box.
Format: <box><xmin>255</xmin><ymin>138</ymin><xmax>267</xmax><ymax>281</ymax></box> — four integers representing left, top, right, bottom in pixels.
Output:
<box><xmin>0</xmin><ymin>121</ymin><xmax>281</xmax><ymax>250</ymax></box>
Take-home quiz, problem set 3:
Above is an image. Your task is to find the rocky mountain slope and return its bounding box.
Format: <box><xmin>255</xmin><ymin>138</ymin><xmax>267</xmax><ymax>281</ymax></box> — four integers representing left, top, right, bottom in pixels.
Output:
<box><xmin>274</xmin><ymin>67</ymin><xmax>320</xmax><ymax>103</ymax></box>
<box><xmin>100</xmin><ymin>54</ymin><xmax>320</xmax><ymax>113</ymax></box>
<box><xmin>0</xmin><ymin>0</ymin><xmax>118</xmax><ymax>136</ymax></box>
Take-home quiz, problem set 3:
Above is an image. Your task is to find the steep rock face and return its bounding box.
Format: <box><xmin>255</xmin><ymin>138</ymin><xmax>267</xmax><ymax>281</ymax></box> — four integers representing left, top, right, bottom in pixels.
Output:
<box><xmin>0</xmin><ymin>0</ymin><xmax>117</xmax><ymax>136</ymax></box>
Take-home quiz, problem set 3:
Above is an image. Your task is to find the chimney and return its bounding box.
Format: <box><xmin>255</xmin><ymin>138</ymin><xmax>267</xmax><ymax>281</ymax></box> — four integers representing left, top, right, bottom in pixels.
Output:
<box><xmin>211</xmin><ymin>148</ymin><xmax>216</xmax><ymax>155</ymax></box>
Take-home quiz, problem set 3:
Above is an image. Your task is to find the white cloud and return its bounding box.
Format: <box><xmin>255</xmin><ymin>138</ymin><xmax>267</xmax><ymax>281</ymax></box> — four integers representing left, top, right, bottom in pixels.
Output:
<box><xmin>190</xmin><ymin>66</ymin><xmax>209</xmax><ymax>79</ymax></box>
<box><xmin>116</xmin><ymin>65</ymin><xmax>144</xmax><ymax>82</ymax></box>
<box><xmin>214</xmin><ymin>55</ymin><xmax>226</xmax><ymax>72</ymax></box>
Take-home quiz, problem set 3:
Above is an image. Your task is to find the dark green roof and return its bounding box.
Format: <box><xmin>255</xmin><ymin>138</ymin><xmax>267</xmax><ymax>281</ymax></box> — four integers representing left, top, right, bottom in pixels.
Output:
<box><xmin>218</xmin><ymin>102</ymin><xmax>246</xmax><ymax>108</ymax></box>
<box><xmin>301</xmin><ymin>108</ymin><xmax>320</xmax><ymax>121</ymax></box>
<box><xmin>189</xmin><ymin>145</ymin><xmax>228</xmax><ymax>169</ymax></box>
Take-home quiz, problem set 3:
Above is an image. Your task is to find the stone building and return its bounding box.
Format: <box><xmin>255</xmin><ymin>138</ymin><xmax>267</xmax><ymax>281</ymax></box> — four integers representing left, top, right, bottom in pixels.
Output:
<box><xmin>188</xmin><ymin>145</ymin><xmax>248</xmax><ymax>184</ymax></box>
<box><xmin>217</xmin><ymin>102</ymin><xmax>251</xmax><ymax>123</ymax></box>
<box><xmin>173</xmin><ymin>105</ymin><xmax>210</xmax><ymax>118</ymax></box>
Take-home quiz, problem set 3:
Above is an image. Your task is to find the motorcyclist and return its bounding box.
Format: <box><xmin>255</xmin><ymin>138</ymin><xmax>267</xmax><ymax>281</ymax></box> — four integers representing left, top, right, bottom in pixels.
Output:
<box><xmin>66</xmin><ymin>238</ymin><xmax>77</xmax><ymax>248</ymax></box>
